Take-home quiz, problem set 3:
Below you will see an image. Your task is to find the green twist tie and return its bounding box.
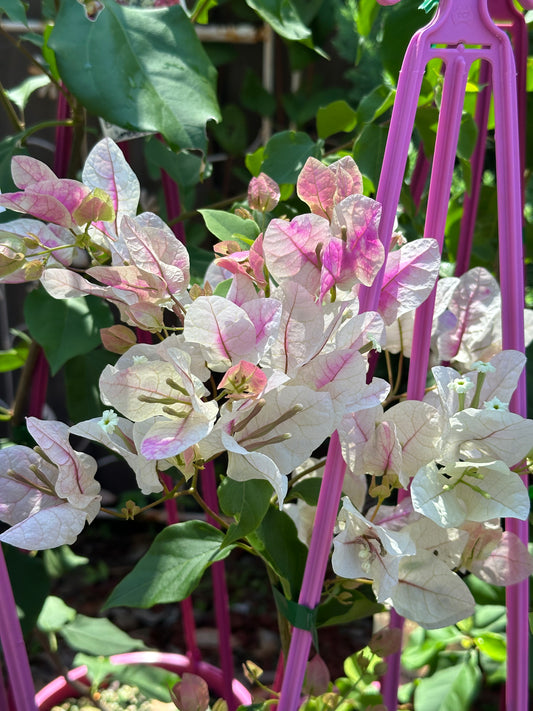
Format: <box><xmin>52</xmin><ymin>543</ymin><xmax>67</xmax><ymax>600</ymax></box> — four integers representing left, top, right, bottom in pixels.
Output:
<box><xmin>272</xmin><ymin>586</ymin><xmax>319</xmax><ymax>651</ymax></box>
<box><xmin>419</xmin><ymin>0</ymin><xmax>439</xmax><ymax>12</ymax></box>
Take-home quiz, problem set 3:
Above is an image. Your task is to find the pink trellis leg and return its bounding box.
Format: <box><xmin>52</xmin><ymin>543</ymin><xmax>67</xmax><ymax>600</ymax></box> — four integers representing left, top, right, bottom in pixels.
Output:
<box><xmin>357</xmin><ymin>1</ymin><xmax>529</xmax><ymax>709</ymax></box>
<box><xmin>277</xmin><ymin>432</ymin><xmax>346</xmax><ymax>711</ymax></box>
<box><xmin>455</xmin><ymin>0</ymin><xmax>528</xmax><ymax>276</ymax></box>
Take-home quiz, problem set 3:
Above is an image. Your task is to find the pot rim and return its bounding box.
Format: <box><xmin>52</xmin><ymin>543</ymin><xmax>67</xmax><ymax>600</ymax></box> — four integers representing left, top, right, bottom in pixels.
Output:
<box><xmin>35</xmin><ymin>650</ymin><xmax>253</xmax><ymax>710</ymax></box>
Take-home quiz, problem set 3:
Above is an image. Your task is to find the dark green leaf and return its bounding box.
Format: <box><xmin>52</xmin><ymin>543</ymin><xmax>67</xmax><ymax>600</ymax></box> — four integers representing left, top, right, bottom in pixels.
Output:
<box><xmin>356</xmin><ymin>85</ymin><xmax>395</xmax><ymax>125</ymax></box>
<box><xmin>4</xmin><ymin>543</ymin><xmax>50</xmax><ymax>637</ymax></box>
<box><xmin>0</xmin><ymin>0</ymin><xmax>28</xmax><ymax>25</ymax></box>
<box><xmin>188</xmin><ymin>244</ymin><xmax>216</xmax><ymax>283</ymax></box>
<box><xmin>24</xmin><ymin>288</ymin><xmax>113</xmax><ymax>376</ymax></box>
<box><xmin>289</xmin><ymin>478</ymin><xmax>322</xmax><ymax>506</ymax></box>
<box><xmin>413</xmin><ymin>657</ymin><xmax>481</xmax><ymax>711</ymax></box>
<box><xmin>241</xmin><ymin>69</ymin><xmax>276</xmax><ymax>117</ymax></box>
<box><xmin>218</xmin><ymin>478</ymin><xmax>273</xmax><ymax>546</ymax></box>
<box><xmin>352</xmin><ymin>123</ymin><xmax>388</xmax><ymax>189</ymax></box>
<box><xmin>261</xmin><ymin>131</ymin><xmax>322</xmax><ymax>185</ymax></box>
<box><xmin>210</xmin><ymin>103</ymin><xmax>248</xmax><ymax>156</ymax></box>
<box><xmin>380</xmin><ymin>0</ymin><xmax>428</xmax><ymax>81</ymax></box>
<box><xmin>104</xmin><ymin>521</ymin><xmax>235</xmax><ymax>609</ymax></box>
<box><xmin>60</xmin><ymin>614</ymin><xmax>148</xmax><ymax>655</ymax></box>
<box><xmin>316</xmin><ymin>587</ymin><xmax>382</xmax><ymax>627</ymax></box>
<box><xmin>465</xmin><ymin>573</ymin><xmax>505</xmax><ymax>606</ymax></box>
<box><xmin>50</xmin><ymin>0</ymin><xmax>220</xmax><ymax>152</ymax></box>
<box><xmin>199</xmin><ymin>209</ymin><xmax>260</xmax><ymax>242</ymax></box>
<box><xmin>65</xmin><ymin>349</ymin><xmax>116</xmax><ymax>422</ymax></box>
<box><xmin>249</xmin><ymin>507</ymin><xmax>307</xmax><ymax>598</ymax></box>
<box><xmin>0</xmin><ymin>134</ymin><xmax>27</xmax><ymax>195</ymax></box>
<box><xmin>144</xmin><ymin>137</ymin><xmax>206</xmax><ymax>188</ymax></box>
<box><xmin>316</xmin><ymin>100</ymin><xmax>357</xmax><ymax>139</ymax></box>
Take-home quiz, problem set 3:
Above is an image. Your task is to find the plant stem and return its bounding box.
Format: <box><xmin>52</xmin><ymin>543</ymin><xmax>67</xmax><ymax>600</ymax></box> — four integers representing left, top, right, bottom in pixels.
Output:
<box><xmin>0</xmin><ymin>79</ymin><xmax>23</xmax><ymax>132</ymax></box>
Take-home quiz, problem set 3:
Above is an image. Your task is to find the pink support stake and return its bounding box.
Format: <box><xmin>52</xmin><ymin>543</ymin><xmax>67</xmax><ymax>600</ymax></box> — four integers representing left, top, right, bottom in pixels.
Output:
<box><xmin>358</xmin><ymin>1</ymin><xmax>529</xmax><ymax>709</ymax></box>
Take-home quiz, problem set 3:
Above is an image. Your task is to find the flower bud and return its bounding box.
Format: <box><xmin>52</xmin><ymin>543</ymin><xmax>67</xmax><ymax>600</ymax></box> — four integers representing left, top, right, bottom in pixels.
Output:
<box><xmin>22</xmin><ymin>259</ymin><xmax>44</xmax><ymax>281</ymax></box>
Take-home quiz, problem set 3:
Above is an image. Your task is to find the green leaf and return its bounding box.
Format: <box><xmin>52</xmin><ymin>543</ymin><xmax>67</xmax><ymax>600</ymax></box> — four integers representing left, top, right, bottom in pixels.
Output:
<box><xmin>72</xmin><ymin>653</ymin><xmax>117</xmax><ymax>690</ymax></box>
<box><xmin>474</xmin><ymin>632</ymin><xmax>506</xmax><ymax>662</ymax></box>
<box><xmin>352</xmin><ymin>123</ymin><xmax>388</xmax><ymax>188</ymax></box>
<box><xmin>356</xmin><ymin>85</ymin><xmax>395</xmax><ymax>125</ymax></box>
<box><xmin>37</xmin><ymin>595</ymin><xmax>77</xmax><ymax>633</ymax></box>
<box><xmin>42</xmin><ymin>545</ymin><xmax>89</xmax><ymax>578</ymax></box>
<box><xmin>107</xmin><ymin>664</ymin><xmax>180</xmax><ymax>702</ymax></box>
<box><xmin>401</xmin><ymin>627</ymin><xmax>461</xmax><ymax>670</ymax></box>
<box><xmin>465</xmin><ymin>573</ymin><xmax>505</xmax><ymax>606</ymax></box>
<box><xmin>24</xmin><ymin>287</ymin><xmax>113</xmax><ymax>375</ymax></box>
<box><xmin>472</xmin><ymin>604</ymin><xmax>507</xmax><ymax>633</ymax></box>
<box><xmin>218</xmin><ymin>478</ymin><xmax>273</xmax><ymax>547</ymax></box>
<box><xmin>245</xmin><ymin>0</ymin><xmax>312</xmax><ymax>42</ymax></box>
<box><xmin>248</xmin><ymin>507</ymin><xmax>307</xmax><ymax>598</ymax></box>
<box><xmin>289</xmin><ymin>478</ymin><xmax>322</xmax><ymax>506</ymax></box>
<box><xmin>316</xmin><ymin>587</ymin><xmax>383</xmax><ymax>627</ymax></box>
<box><xmin>104</xmin><ymin>521</ymin><xmax>236</xmax><ymax>609</ymax></box>
<box><xmin>457</xmin><ymin>112</ymin><xmax>478</xmax><ymax>160</ymax></box>
<box><xmin>144</xmin><ymin>136</ymin><xmax>206</xmax><ymax>188</ymax></box>
<box><xmin>60</xmin><ymin>614</ymin><xmax>149</xmax><ymax>655</ymax></box>
<box><xmin>245</xmin><ymin>146</ymin><xmax>265</xmax><ymax>177</ymax></box>
<box><xmin>210</xmin><ymin>103</ymin><xmax>248</xmax><ymax>156</ymax></box>
<box><xmin>260</xmin><ymin>131</ymin><xmax>322</xmax><ymax>185</ymax></box>
<box><xmin>355</xmin><ymin>0</ymin><xmax>380</xmax><ymax>37</ymax></box>
<box><xmin>50</xmin><ymin>0</ymin><xmax>220</xmax><ymax>152</ymax></box>
<box><xmin>0</xmin><ymin>134</ymin><xmax>27</xmax><ymax>194</ymax></box>
<box><xmin>413</xmin><ymin>657</ymin><xmax>481</xmax><ymax>711</ymax></box>
<box><xmin>199</xmin><ymin>208</ymin><xmax>260</xmax><ymax>242</ymax></box>
<box><xmin>42</xmin><ymin>23</ymin><xmax>60</xmax><ymax>81</ymax></box>
<box><xmin>0</xmin><ymin>0</ymin><xmax>28</xmax><ymax>25</ymax></box>
<box><xmin>6</xmin><ymin>76</ymin><xmax>51</xmax><ymax>112</ymax></box>
<box><xmin>241</xmin><ymin>68</ymin><xmax>276</xmax><ymax>117</ymax></box>
<box><xmin>0</xmin><ymin>343</ymin><xmax>29</xmax><ymax>372</ymax></box>
<box><xmin>65</xmin><ymin>349</ymin><xmax>116</xmax><ymax>422</ymax></box>
<box><xmin>213</xmin><ymin>278</ymin><xmax>232</xmax><ymax>298</ymax></box>
<box><xmin>316</xmin><ymin>100</ymin><xmax>357</xmax><ymax>139</ymax></box>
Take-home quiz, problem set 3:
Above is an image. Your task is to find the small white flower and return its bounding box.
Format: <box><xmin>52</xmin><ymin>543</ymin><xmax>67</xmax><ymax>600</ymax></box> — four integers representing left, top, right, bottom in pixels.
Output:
<box><xmin>368</xmin><ymin>334</ymin><xmax>382</xmax><ymax>353</ymax></box>
<box><xmin>471</xmin><ymin>361</ymin><xmax>496</xmax><ymax>374</ymax></box>
<box><xmin>98</xmin><ymin>409</ymin><xmax>119</xmax><ymax>433</ymax></box>
<box><xmin>132</xmin><ymin>355</ymin><xmax>149</xmax><ymax>365</ymax></box>
<box><xmin>483</xmin><ymin>397</ymin><xmax>509</xmax><ymax>412</ymax></box>
<box><xmin>448</xmin><ymin>377</ymin><xmax>475</xmax><ymax>394</ymax></box>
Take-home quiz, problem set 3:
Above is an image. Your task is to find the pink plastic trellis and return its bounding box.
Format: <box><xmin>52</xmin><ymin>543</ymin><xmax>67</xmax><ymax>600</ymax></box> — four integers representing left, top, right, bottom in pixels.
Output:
<box><xmin>361</xmin><ymin>1</ymin><xmax>530</xmax><ymax>709</ymax></box>
<box><xmin>278</xmin><ymin>0</ymin><xmax>530</xmax><ymax>710</ymax></box>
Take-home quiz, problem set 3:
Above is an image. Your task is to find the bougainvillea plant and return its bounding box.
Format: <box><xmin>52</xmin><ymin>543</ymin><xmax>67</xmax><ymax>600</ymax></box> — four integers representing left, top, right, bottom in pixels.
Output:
<box><xmin>0</xmin><ymin>139</ymin><xmax>531</xmax><ymax>703</ymax></box>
